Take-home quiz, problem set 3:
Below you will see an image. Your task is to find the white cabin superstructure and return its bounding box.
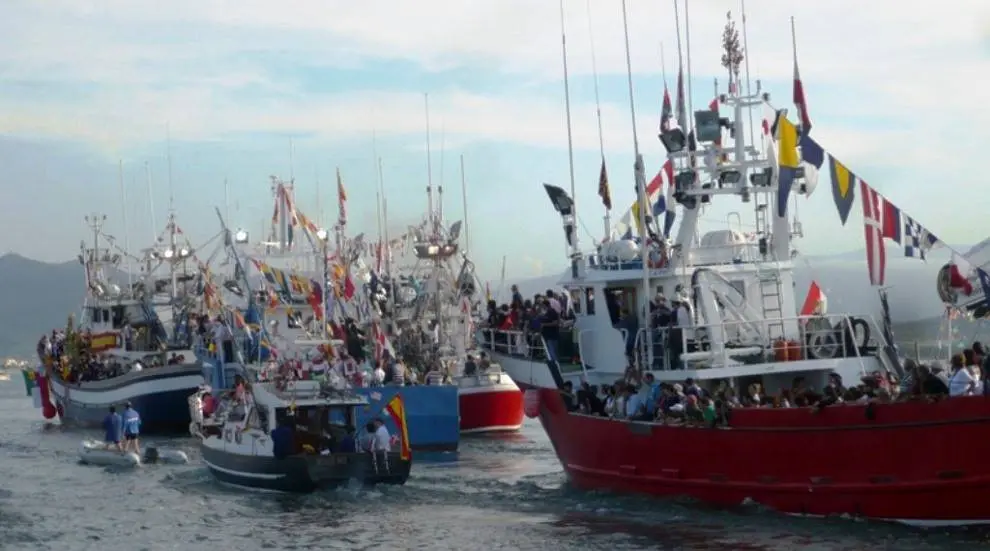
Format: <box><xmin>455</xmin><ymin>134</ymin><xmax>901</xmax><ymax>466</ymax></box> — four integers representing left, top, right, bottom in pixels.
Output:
<box><xmin>480</xmin><ymin>32</ymin><xmax>901</xmax><ymax>395</ymax></box>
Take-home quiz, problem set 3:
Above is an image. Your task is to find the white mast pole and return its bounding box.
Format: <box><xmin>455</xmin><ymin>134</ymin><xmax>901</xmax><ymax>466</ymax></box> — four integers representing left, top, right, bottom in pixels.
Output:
<box><xmin>460</xmin><ymin>154</ymin><xmax>470</xmax><ymax>257</ymax></box>
<box><xmin>586</xmin><ymin>0</ymin><xmax>609</xmax><ymax>237</ymax></box>
<box><xmin>621</xmin><ymin>0</ymin><xmax>652</xmax><ymax>331</ymax></box>
<box><xmin>741</xmin><ymin>0</ymin><xmax>756</xmax><ymax>145</ymax></box>
<box><xmin>145</xmin><ymin>161</ymin><xmax>156</xmax><ymax>244</ymax></box>
<box><xmin>118</xmin><ymin>160</ymin><xmax>132</xmax><ymax>289</ymax></box>
<box><xmin>424</xmin><ymin>93</ymin><xmax>434</xmax><ymax>230</ymax></box>
<box><xmin>558</xmin><ymin>0</ymin><xmax>580</xmax><ymax>262</ymax></box>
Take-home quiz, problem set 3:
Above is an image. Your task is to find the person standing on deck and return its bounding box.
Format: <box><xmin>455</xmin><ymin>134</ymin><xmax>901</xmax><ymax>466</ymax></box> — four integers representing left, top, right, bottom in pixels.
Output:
<box><xmin>540</xmin><ymin>303</ymin><xmax>561</xmax><ymax>363</ymax></box>
<box><xmin>121</xmin><ymin>402</ymin><xmax>142</xmax><ymax>455</ymax></box>
<box><xmin>103</xmin><ymin>406</ymin><xmax>122</xmax><ymax>451</ymax></box>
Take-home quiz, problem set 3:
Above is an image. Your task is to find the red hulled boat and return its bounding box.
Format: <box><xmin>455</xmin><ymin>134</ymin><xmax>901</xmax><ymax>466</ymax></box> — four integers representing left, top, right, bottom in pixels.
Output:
<box><xmin>501</xmin><ymin>6</ymin><xmax>990</xmax><ymax>527</ymax></box>
<box><xmin>531</xmin><ymin>387</ymin><xmax>990</xmax><ymax>527</ymax></box>
<box><xmin>457</xmin><ymin>371</ymin><xmax>524</xmax><ymax>433</ymax></box>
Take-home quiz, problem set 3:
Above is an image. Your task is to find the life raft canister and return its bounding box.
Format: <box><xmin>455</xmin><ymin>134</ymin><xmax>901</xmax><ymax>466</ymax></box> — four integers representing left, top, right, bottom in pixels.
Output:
<box><xmin>523</xmin><ymin>389</ymin><xmax>541</xmax><ymax>418</ymax></box>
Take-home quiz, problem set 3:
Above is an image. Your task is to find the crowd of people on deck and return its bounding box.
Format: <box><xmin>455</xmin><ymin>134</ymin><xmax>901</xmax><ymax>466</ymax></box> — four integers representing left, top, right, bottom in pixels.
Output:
<box><xmin>556</xmin><ymin>341</ymin><xmax>990</xmax><ymax>426</ymax></box>
<box><xmin>35</xmin><ymin>329</ymin><xmax>153</xmax><ymax>383</ymax></box>
<box><xmin>483</xmin><ymin>287</ymin><xmax>577</xmax><ymax>362</ymax></box>
<box><xmin>480</xmin><ymin>284</ymin><xmax>696</xmax><ymax>370</ymax></box>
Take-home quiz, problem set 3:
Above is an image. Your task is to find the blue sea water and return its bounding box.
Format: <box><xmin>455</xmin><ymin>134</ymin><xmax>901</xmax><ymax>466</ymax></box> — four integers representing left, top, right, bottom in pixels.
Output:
<box><xmin>0</xmin><ymin>378</ymin><xmax>988</xmax><ymax>550</ymax></box>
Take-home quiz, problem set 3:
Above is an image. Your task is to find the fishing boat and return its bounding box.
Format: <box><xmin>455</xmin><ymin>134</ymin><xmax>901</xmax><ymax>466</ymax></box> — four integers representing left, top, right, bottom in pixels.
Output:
<box><xmin>500</xmin><ymin>8</ymin><xmax>990</xmax><ymax>526</ymax></box>
<box><xmin>189</xmin><ymin>378</ymin><xmax>411</xmax><ymax>493</ymax></box>
<box><xmin>39</xmin><ymin>214</ymin><xmax>205</xmax><ymax>432</ymax></box>
<box><xmin>380</xmin><ymin>153</ymin><xmax>524</xmax><ymax>435</ymax></box>
<box><xmin>194</xmin><ymin>179</ymin><xmax>460</xmax><ymax>450</ymax></box>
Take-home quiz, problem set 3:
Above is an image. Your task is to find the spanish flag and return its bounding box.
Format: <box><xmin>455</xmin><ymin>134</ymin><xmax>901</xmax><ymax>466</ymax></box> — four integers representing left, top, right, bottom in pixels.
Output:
<box><xmin>384</xmin><ymin>394</ymin><xmax>412</xmax><ymax>461</ymax></box>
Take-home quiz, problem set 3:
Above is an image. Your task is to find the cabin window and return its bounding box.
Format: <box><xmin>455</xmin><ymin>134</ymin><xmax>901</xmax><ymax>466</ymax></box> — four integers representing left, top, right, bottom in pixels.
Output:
<box><xmin>604</xmin><ymin>287</ymin><xmax>636</xmax><ymax>325</ymax></box>
<box><xmin>286</xmin><ymin>310</ymin><xmax>303</xmax><ymax>329</ymax></box>
<box><xmin>585</xmin><ymin>287</ymin><xmax>596</xmax><ymax>315</ymax></box>
<box><xmin>728</xmin><ymin>280</ymin><xmax>746</xmax><ymax>299</ymax></box>
<box><xmin>569</xmin><ymin>289</ymin><xmax>582</xmax><ymax>314</ymax></box>
<box><xmin>111</xmin><ymin>306</ymin><xmax>127</xmax><ymax>328</ymax></box>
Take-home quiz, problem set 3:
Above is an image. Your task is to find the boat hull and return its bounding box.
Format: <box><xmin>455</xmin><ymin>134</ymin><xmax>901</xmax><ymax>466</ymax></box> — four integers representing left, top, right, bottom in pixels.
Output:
<box><xmin>353</xmin><ymin>385</ymin><xmax>460</xmax><ymax>452</ymax></box>
<box><xmin>534</xmin><ymin>387</ymin><xmax>990</xmax><ymax>526</ymax></box>
<box><xmin>49</xmin><ymin>363</ymin><xmax>205</xmax><ymax>433</ymax></box>
<box><xmin>457</xmin><ymin>374</ymin><xmax>524</xmax><ymax>434</ymax></box>
<box><xmin>200</xmin><ymin>442</ymin><xmax>410</xmax><ymax>493</ymax></box>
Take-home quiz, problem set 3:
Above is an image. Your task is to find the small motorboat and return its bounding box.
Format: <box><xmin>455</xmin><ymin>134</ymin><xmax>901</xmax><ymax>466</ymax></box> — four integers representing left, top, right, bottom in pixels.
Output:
<box><xmin>191</xmin><ymin>379</ymin><xmax>413</xmax><ymax>493</ymax></box>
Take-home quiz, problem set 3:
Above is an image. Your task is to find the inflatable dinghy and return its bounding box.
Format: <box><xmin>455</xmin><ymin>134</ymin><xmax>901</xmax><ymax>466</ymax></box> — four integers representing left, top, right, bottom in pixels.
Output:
<box><xmin>78</xmin><ymin>441</ymin><xmax>190</xmax><ymax>467</ymax></box>
<box><xmin>78</xmin><ymin>440</ymin><xmax>141</xmax><ymax>467</ymax></box>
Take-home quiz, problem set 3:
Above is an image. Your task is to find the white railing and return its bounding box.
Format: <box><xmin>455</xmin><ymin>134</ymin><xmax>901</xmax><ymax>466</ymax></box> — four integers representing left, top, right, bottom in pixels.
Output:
<box><xmin>586</xmin><ymin>241</ymin><xmax>764</xmax><ymax>272</ymax></box>
<box><xmin>665</xmin><ymin>313</ymin><xmax>885</xmax><ymax>372</ymax></box>
<box><xmin>476</xmin><ymin>327</ymin><xmax>582</xmax><ymax>365</ymax></box>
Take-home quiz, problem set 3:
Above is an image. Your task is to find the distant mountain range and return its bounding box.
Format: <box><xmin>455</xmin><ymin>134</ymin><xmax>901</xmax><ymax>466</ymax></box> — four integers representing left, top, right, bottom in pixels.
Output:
<box><xmin>0</xmin><ymin>254</ymin><xmax>85</xmax><ymax>357</ymax></box>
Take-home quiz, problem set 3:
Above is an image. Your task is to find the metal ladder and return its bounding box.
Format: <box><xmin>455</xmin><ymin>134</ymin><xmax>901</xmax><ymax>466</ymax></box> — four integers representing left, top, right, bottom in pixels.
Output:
<box><xmin>754</xmin><ymin>190</ymin><xmax>771</xmax><ymax>239</ymax></box>
<box><xmin>758</xmin><ymin>273</ymin><xmax>785</xmax><ymax>341</ymax></box>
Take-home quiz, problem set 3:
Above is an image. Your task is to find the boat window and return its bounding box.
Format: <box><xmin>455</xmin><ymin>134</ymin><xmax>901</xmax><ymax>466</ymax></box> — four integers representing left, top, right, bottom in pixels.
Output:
<box><xmin>728</xmin><ymin>280</ymin><xmax>746</xmax><ymax>299</ymax></box>
<box><xmin>585</xmin><ymin>287</ymin><xmax>596</xmax><ymax>315</ymax></box>
<box><xmin>286</xmin><ymin>310</ymin><xmax>303</xmax><ymax>329</ymax></box>
<box><xmin>111</xmin><ymin>306</ymin><xmax>127</xmax><ymax>328</ymax></box>
<box><xmin>569</xmin><ymin>288</ymin><xmax>582</xmax><ymax>314</ymax></box>
<box><xmin>604</xmin><ymin>287</ymin><xmax>636</xmax><ymax>325</ymax></box>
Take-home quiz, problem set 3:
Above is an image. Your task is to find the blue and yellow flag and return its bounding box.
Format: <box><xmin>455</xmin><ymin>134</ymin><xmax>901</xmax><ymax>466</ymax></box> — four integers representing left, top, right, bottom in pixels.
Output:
<box><xmin>775</xmin><ymin>113</ymin><xmax>800</xmax><ymax>218</ymax></box>
<box><xmin>828</xmin><ymin>155</ymin><xmax>857</xmax><ymax>225</ymax></box>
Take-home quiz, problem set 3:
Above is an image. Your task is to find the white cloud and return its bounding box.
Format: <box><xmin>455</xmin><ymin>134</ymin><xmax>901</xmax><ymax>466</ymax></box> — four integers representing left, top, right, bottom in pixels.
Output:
<box><xmin>2</xmin><ymin>1</ymin><xmax>986</xmax><ymax>150</ymax></box>
<box><xmin>2</xmin><ymin>0</ymin><xmax>989</xmax><ymax>256</ymax></box>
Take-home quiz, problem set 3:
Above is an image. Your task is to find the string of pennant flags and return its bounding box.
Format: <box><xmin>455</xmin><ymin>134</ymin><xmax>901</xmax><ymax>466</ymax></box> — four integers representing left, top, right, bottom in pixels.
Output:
<box><xmin>595</xmin><ymin>92</ymin><xmax>988</xmax><ymax>299</ymax></box>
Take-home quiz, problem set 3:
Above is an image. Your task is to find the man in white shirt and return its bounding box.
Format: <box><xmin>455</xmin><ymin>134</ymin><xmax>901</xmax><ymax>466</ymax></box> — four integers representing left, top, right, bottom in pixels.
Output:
<box><xmin>373</xmin><ymin>419</ymin><xmax>391</xmax><ymax>452</ymax></box>
<box><xmin>372</xmin><ymin>362</ymin><xmax>386</xmax><ymax>386</ymax></box>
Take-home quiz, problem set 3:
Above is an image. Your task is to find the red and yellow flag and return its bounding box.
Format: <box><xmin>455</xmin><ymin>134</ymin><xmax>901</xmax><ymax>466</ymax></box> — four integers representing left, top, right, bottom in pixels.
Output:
<box><xmin>384</xmin><ymin>394</ymin><xmax>411</xmax><ymax>461</ymax></box>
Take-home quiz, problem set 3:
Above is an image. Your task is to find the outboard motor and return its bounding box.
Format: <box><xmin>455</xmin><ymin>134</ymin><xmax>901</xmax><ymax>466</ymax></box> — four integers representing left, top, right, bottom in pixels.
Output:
<box><xmin>143</xmin><ymin>447</ymin><xmax>160</xmax><ymax>464</ymax></box>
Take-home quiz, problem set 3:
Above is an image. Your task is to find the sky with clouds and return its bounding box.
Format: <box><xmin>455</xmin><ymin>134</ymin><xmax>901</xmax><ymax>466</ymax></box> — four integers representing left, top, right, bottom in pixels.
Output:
<box><xmin>1</xmin><ymin>0</ymin><xmax>989</xmax><ymax>283</ymax></box>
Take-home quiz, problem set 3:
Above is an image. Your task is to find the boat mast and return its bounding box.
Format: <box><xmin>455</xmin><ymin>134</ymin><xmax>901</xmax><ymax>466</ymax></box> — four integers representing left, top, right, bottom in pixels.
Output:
<box><xmin>460</xmin><ymin>154</ymin><xmax>470</xmax><ymax>257</ymax></box>
<box><xmin>118</xmin><ymin>160</ymin><xmax>133</xmax><ymax>290</ymax></box>
<box><xmin>438</xmin><ymin>124</ymin><xmax>445</xmax><ymax>228</ymax></box>
<box><xmin>620</xmin><ymin>0</ymin><xmax>652</xmax><ymax>329</ymax></box>
<box><xmin>740</xmin><ymin>0</ymin><xmax>756</xmax><ymax>147</ymax></box>
<box><xmin>166</xmin><ymin>126</ymin><xmax>178</xmax><ymax>308</ymax></box>
<box><xmin>145</xmin><ymin>161</ymin><xmax>156</xmax><ymax>246</ymax></box>
<box><xmin>558</xmin><ymin>0</ymin><xmax>581</xmax><ymax>267</ymax></box>
<box><xmin>585</xmin><ymin>0</ymin><xmax>609</xmax><ymax>237</ymax></box>
<box><xmin>424</xmin><ymin>93</ymin><xmax>435</xmax><ymax>231</ymax></box>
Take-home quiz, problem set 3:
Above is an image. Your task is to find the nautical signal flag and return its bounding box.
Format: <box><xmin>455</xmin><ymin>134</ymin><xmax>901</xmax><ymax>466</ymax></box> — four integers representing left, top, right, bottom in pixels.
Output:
<box><xmin>799</xmin><ymin>280</ymin><xmax>827</xmax><ymax>317</ymax></box>
<box><xmin>828</xmin><ymin>155</ymin><xmax>857</xmax><ymax>225</ymax></box>
<box><xmin>337</xmin><ymin>167</ymin><xmax>347</xmax><ymax>227</ymax></box>
<box><xmin>659</xmin><ymin>84</ymin><xmax>673</xmax><ymax>133</ymax></box>
<box><xmin>385</xmin><ymin>394</ymin><xmax>412</xmax><ymax>461</ymax></box>
<box><xmin>597</xmin><ymin>158</ymin><xmax>611</xmax><ymax>210</ymax></box>
<box><xmin>797</xmin><ymin>133</ymin><xmax>824</xmax><ymax>196</ymax></box>
<box><xmin>774</xmin><ymin>113</ymin><xmax>800</xmax><ymax>218</ymax></box>
<box><xmin>881</xmin><ymin>197</ymin><xmax>902</xmax><ymax>244</ymax></box>
<box><xmin>903</xmin><ymin>215</ymin><xmax>939</xmax><ymax>260</ymax></box>
<box><xmin>860</xmin><ymin>182</ymin><xmax>886</xmax><ymax>286</ymax></box>
<box><xmin>793</xmin><ymin>52</ymin><xmax>812</xmax><ymax>134</ymax></box>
